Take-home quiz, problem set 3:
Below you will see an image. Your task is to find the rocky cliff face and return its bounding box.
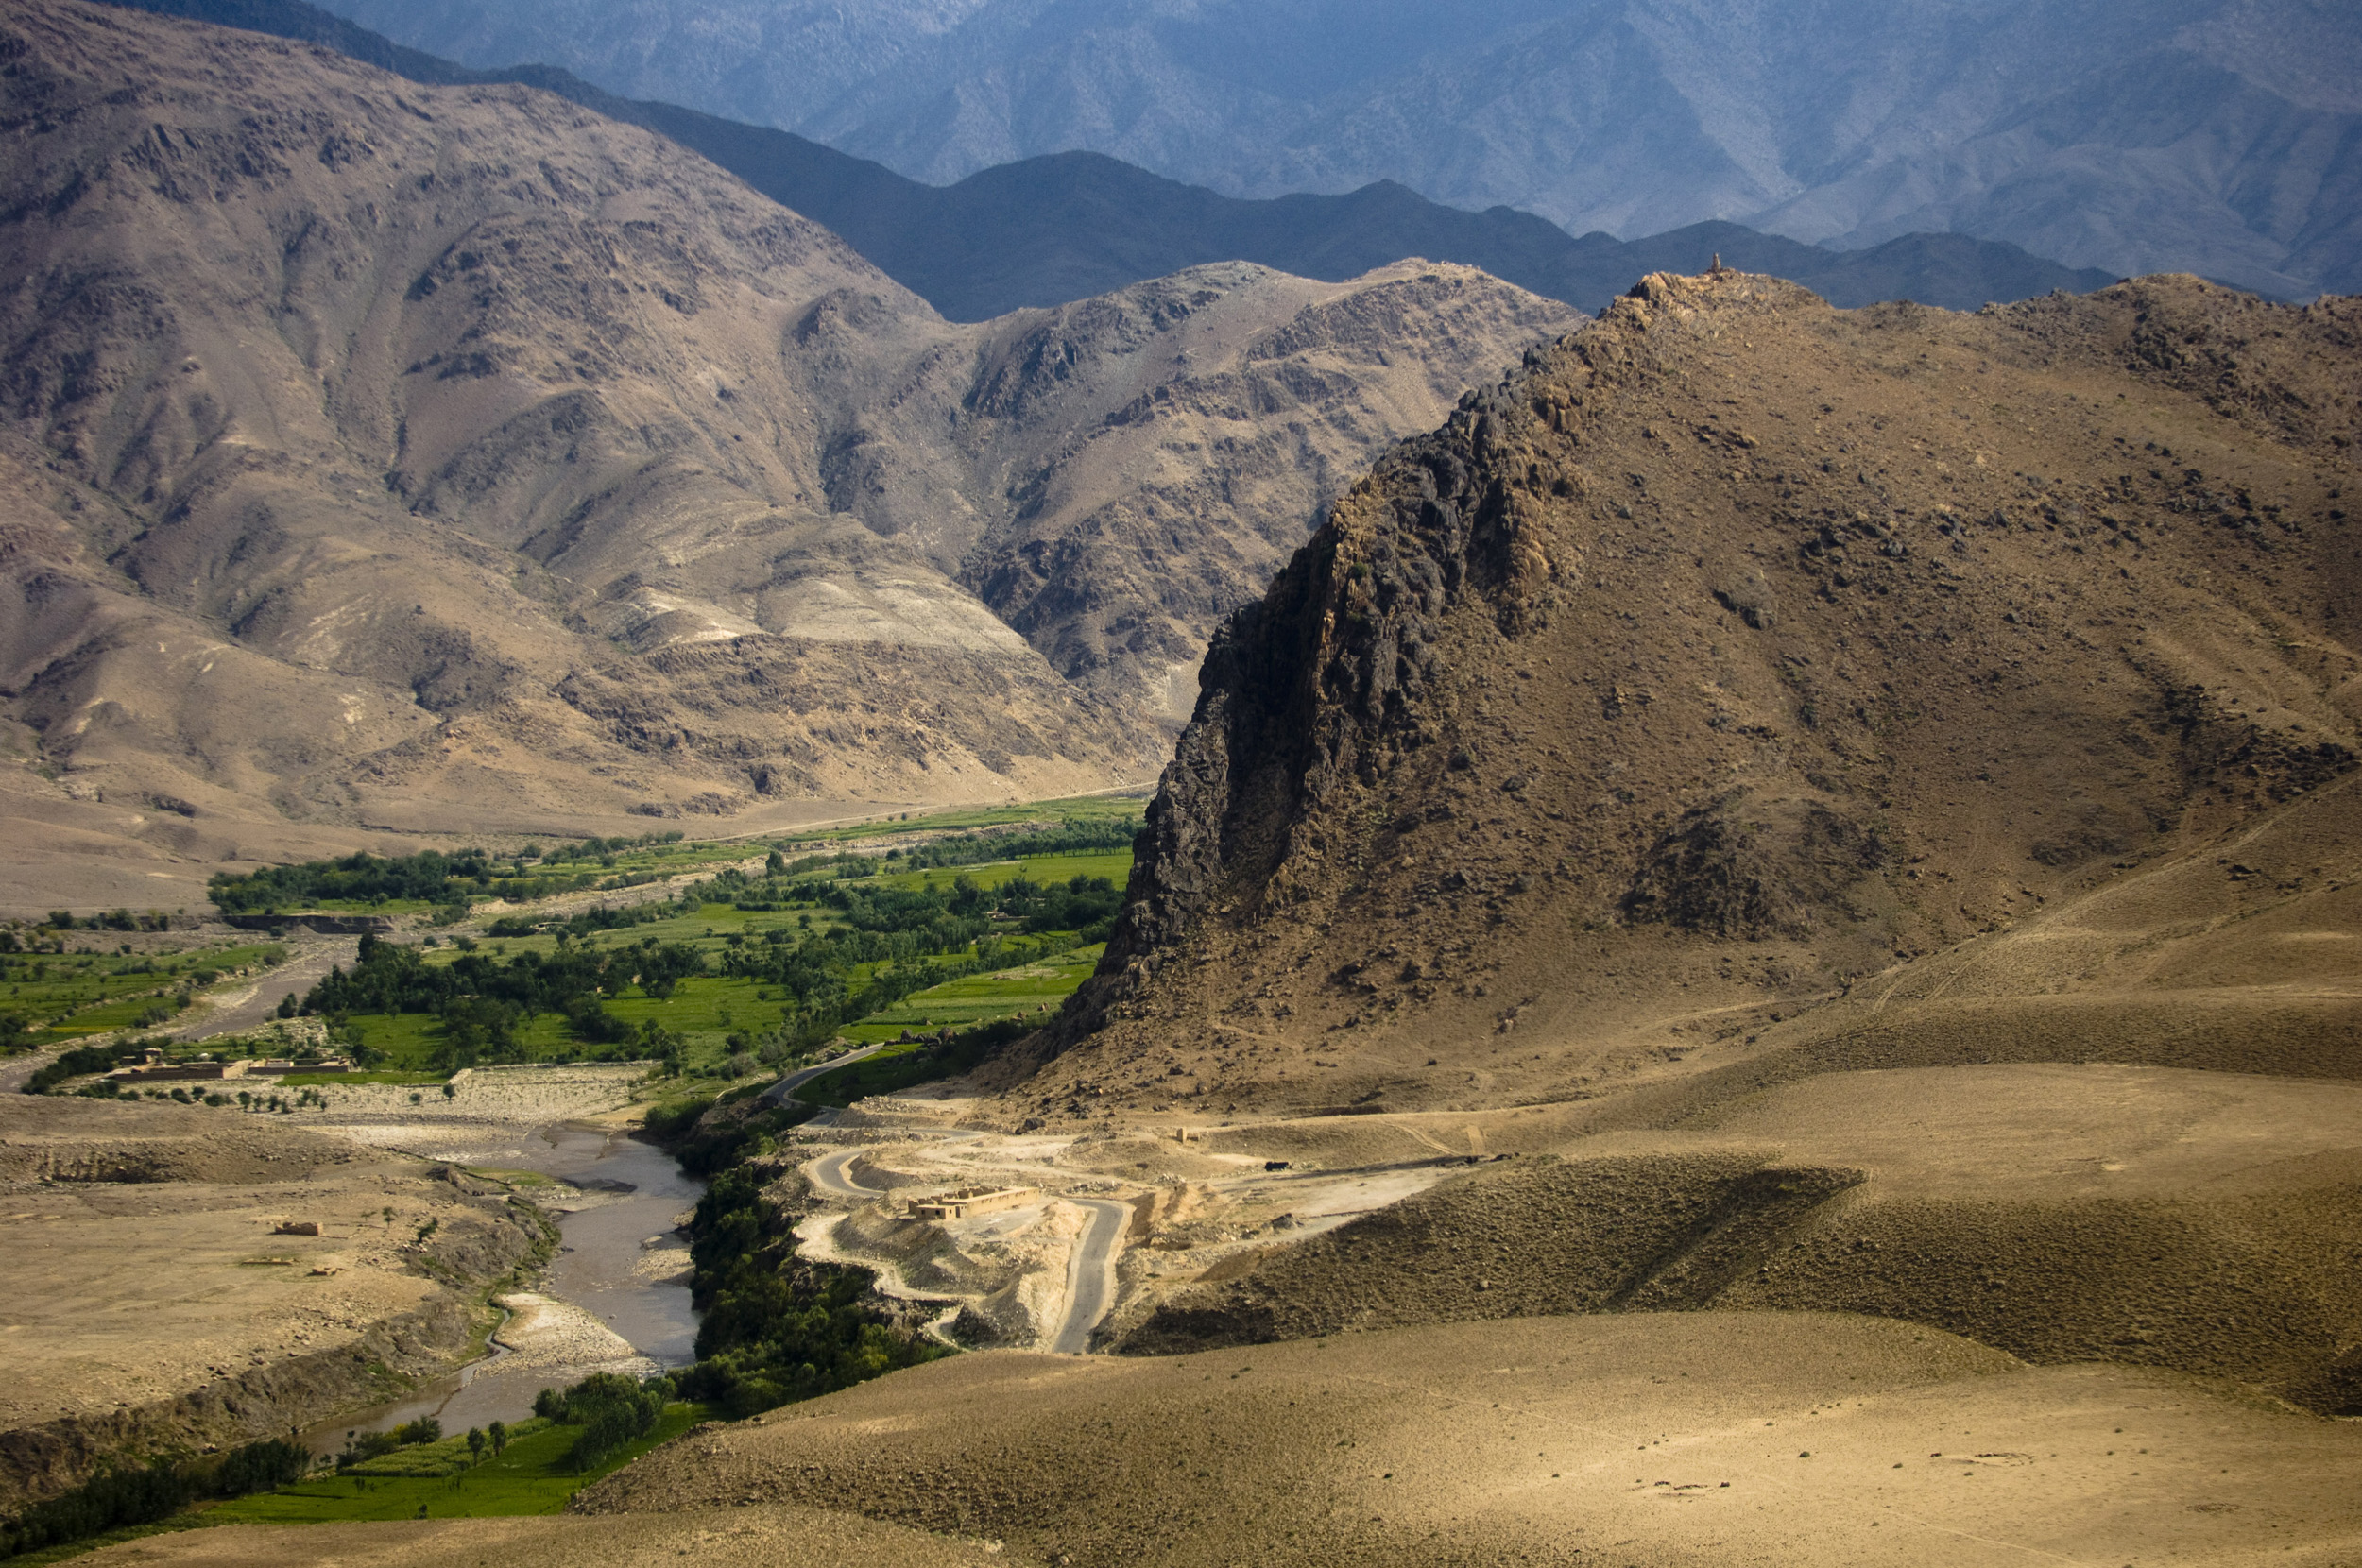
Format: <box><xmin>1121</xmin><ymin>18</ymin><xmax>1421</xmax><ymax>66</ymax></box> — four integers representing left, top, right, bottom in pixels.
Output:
<box><xmin>994</xmin><ymin>269</ymin><xmax>2362</xmax><ymax>1116</ymax></box>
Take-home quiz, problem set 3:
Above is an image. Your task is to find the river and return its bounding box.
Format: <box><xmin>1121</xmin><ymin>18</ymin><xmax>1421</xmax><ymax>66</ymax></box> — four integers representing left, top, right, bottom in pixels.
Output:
<box><xmin>300</xmin><ymin>1123</ymin><xmax>702</xmax><ymax>1456</ymax></box>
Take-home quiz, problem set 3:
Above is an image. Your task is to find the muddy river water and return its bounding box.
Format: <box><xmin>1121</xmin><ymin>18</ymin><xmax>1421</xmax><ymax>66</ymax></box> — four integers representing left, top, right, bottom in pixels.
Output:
<box><xmin>302</xmin><ymin>1123</ymin><xmax>702</xmax><ymax>1456</ymax></box>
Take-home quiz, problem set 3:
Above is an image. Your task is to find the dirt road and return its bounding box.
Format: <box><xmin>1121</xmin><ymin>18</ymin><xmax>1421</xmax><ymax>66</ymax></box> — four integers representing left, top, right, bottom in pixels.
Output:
<box><xmin>1052</xmin><ymin>1199</ymin><xmax>1128</xmax><ymax>1355</ymax></box>
<box><xmin>762</xmin><ymin>1045</ymin><xmax>887</xmax><ymax>1111</ymax></box>
<box><xmin>172</xmin><ymin>935</ymin><xmax>356</xmax><ymax>1042</ymax></box>
<box><xmin>806</xmin><ymin>1148</ymin><xmax>878</xmax><ymax>1200</ymax></box>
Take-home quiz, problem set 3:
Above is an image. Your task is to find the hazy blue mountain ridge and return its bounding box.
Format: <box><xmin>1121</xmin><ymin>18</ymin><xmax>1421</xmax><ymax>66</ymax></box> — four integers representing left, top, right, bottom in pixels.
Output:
<box><xmin>306</xmin><ymin>0</ymin><xmax>2361</xmax><ymax>298</ymax></box>
<box><xmin>99</xmin><ymin>0</ymin><xmax>2119</xmax><ymax>318</ymax></box>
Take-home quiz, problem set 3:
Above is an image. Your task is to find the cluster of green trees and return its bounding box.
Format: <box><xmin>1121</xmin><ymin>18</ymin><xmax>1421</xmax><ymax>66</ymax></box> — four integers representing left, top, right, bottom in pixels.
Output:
<box><xmin>717</xmin><ymin>867</ymin><xmax>1121</xmax><ymax>952</ymax></box>
<box><xmin>22</xmin><ymin>1042</ymin><xmax>129</xmax><ymax>1093</ymax></box>
<box><xmin>885</xmin><ymin>816</ymin><xmax>1138</xmax><ymax>870</ymax></box>
<box><xmin>34</xmin><ymin>910</ymin><xmax>177</xmax><ymax>933</ymax></box>
<box><xmin>301</xmin><ymin>934</ymin><xmax>703</xmax><ymax>1067</ymax></box>
<box><xmin>208</xmin><ymin>838</ymin><xmax>693</xmax><ymax>915</ymax></box>
<box><xmin>533</xmin><ymin>1372</ymin><xmax>674</xmax><ymax>1470</ymax></box>
<box><xmin>209</xmin><ymin>850</ymin><xmax>506</xmax><ymax>912</ymax></box>
<box><xmin>537</xmin><ymin>831</ymin><xmax>684</xmax><ymax>864</ymax></box>
<box><xmin>485</xmin><ymin>899</ymin><xmax>678</xmax><ymax>941</ymax></box>
<box><xmin>335</xmin><ymin>1417</ymin><xmax>443</xmax><ymax>1468</ymax></box>
<box><xmin>0</xmin><ymin>1438</ymin><xmax>306</xmax><ymax>1558</ymax></box>
<box><xmin>670</xmin><ymin>1165</ymin><xmax>947</xmax><ymax>1419</ymax></box>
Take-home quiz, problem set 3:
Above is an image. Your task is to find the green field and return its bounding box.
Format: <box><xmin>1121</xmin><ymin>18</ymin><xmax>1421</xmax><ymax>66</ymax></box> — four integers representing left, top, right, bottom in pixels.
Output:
<box><xmin>205</xmin><ymin>1405</ymin><xmax>708</xmax><ymax>1525</ymax></box>
<box><xmin>335</xmin><ymin>1009</ymin><xmax>578</xmax><ymax>1070</ymax></box>
<box><xmin>779</xmin><ymin>791</ymin><xmax>1147</xmax><ymax>846</ymax></box>
<box><xmin>0</xmin><ymin>942</ymin><xmax>287</xmax><ymax>1044</ymax></box>
<box><xmin>867</xmin><ymin>850</ymin><xmax>1134</xmax><ymax>895</ymax></box>
<box><xmin>840</xmin><ymin>945</ymin><xmax>1103</xmax><ymax>1043</ymax></box>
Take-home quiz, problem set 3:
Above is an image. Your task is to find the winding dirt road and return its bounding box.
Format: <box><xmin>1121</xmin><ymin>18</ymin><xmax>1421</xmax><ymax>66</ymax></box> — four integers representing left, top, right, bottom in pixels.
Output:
<box><xmin>1051</xmin><ymin>1198</ymin><xmax>1129</xmax><ymax>1355</ymax></box>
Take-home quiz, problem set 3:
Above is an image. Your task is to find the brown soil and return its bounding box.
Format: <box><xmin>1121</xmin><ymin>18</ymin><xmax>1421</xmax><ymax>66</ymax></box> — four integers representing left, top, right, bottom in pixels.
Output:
<box><xmin>83</xmin><ymin>1507</ymin><xmax>1034</xmax><ymax>1567</ymax></box>
<box><xmin>565</xmin><ymin>1314</ymin><xmax>2362</xmax><ymax>1567</ymax></box>
<box><xmin>0</xmin><ymin>1093</ymin><xmax>545</xmax><ymax>1508</ymax></box>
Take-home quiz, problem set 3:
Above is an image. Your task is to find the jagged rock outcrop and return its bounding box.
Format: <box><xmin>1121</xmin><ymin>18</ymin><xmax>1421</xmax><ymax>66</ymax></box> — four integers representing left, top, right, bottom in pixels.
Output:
<box><xmin>988</xmin><ymin>269</ymin><xmax>2362</xmax><ymax>1113</ymax></box>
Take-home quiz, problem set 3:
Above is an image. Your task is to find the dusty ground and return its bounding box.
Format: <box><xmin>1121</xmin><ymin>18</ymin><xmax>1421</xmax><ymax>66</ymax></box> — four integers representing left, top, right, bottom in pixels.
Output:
<box><xmin>82</xmin><ymin>1507</ymin><xmax>1036</xmax><ymax>1567</ymax></box>
<box><xmin>0</xmin><ymin>1064</ymin><xmax>669</xmax><ymax>1510</ymax></box>
<box><xmin>566</xmin><ymin>1313</ymin><xmax>2362</xmax><ymax>1568</ymax></box>
<box><xmin>0</xmin><ymin>1092</ymin><xmax>548</xmax><ymax>1507</ymax></box>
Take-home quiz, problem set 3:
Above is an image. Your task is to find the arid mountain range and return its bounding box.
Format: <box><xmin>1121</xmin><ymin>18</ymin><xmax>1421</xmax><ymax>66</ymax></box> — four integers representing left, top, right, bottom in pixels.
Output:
<box><xmin>74</xmin><ymin>258</ymin><xmax>2362</xmax><ymax>1541</ymax></box>
<box><xmin>312</xmin><ymin>0</ymin><xmax>2361</xmax><ymax>299</ymax></box>
<box><xmin>0</xmin><ymin>0</ymin><xmax>1578</xmax><ymax>897</ymax></box>
<box><xmin>104</xmin><ymin>0</ymin><xmax>2119</xmax><ymax>321</ymax></box>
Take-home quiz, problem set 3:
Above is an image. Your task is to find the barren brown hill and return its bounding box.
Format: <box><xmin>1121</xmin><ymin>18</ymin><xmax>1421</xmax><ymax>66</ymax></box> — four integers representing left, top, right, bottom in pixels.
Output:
<box><xmin>1011</xmin><ymin>268</ymin><xmax>2362</xmax><ymax>1111</ymax></box>
<box><xmin>950</xmin><ymin>271</ymin><xmax>2362</xmax><ymax>1412</ymax></box>
<box><xmin>76</xmin><ymin>1318</ymin><xmax>2362</xmax><ymax>1566</ymax></box>
<box><xmin>0</xmin><ymin>0</ymin><xmax>1575</xmax><ymax>886</ymax></box>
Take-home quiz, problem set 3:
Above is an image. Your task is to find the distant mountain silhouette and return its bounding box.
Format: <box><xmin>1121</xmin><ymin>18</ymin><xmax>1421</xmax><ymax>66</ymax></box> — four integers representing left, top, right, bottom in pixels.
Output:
<box><xmin>105</xmin><ymin>0</ymin><xmax>2119</xmax><ymax>321</ymax></box>
<box><xmin>308</xmin><ymin>0</ymin><xmax>2360</xmax><ymax>301</ymax></box>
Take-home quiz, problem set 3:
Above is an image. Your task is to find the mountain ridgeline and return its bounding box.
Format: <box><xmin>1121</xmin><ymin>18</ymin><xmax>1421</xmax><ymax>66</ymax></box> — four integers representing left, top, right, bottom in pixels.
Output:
<box><xmin>308</xmin><ymin>0</ymin><xmax>2360</xmax><ymax>303</ymax></box>
<box><xmin>103</xmin><ymin>0</ymin><xmax>2118</xmax><ymax>322</ymax></box>
<box><xmin>0</xmin><ymin>0</ymin><xmax>1577</xmax><ymax>870</ymax></box>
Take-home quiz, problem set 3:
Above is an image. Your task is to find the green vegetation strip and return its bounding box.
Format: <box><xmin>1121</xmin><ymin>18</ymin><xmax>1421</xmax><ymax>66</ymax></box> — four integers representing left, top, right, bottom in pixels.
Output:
<box><xmin>210</xmin><ymin>1406</ymin><xmax>706</xmax><ymax>1526</ymax></box>
<box><xmin>283</xmin><ymin>844</ymin><xmax>1124</xmax><ymax>1084</ymax></box>
<box><xmin>0</xmin><ymin>943</ymin><xmax>286</xmax><ymax>1047</ymax></box>
<box><xmin>779</xmin><ymin>791</ymin><xmax>1146</xmax><ymax>844</ymax></box>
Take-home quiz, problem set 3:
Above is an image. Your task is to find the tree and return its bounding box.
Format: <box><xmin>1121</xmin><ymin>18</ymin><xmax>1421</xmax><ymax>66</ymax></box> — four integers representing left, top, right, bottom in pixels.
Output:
<box><xmin>635</xmin><ymin>943</ymin><xmax>706</xmax><ymax>1000</ymax></box>
<box><xmin>466</xmin><ymin>1427</ymin><xmax>486</xmax><ymax>1464</ymax></box>
<box><xmin>487</xmin><ymin>1420</ymin><xmax>507</xmax><ymax>1457</ymax></box>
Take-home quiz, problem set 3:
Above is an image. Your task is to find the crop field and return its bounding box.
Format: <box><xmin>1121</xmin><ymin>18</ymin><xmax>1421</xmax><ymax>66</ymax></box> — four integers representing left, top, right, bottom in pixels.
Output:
<box><xmin>778</xmin><ymin>791</ymin><xmax>1147</xmax><ymax>845</ymax></box>
<box><xmin>0</xmin><ymin>942</ymin><xmax>287</xmax><ymax>1043</ymax></box>
<box><xmin>840</xmin><ymin>946</ymin><xmax>1104</xmax><ymax>1043</ymax></box>
<box><xmin>868</xmin><ymin>850</ymin><xmax>1133</xmax><ymax>894</ymax></box>
<box><xmin>204</xmin><ymin>1405</ymin><xmax>708</xmax><ymax>1524</ymax></box>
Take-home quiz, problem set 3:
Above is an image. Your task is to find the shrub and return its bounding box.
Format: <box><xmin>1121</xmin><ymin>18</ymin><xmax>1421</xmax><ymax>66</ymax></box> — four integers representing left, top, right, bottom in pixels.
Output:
<box><xmin>531</xmin><ymin>1372</ymin><xmax>675</xmax><ymax>1471</ymax></box>
<box><xmin>1</xmin><ymin>1437</ymin><xmax>310</xmax><ymax>1557</ymax></box>
<box><xmin>25</xmin><ymin>1043</ymin><xmax>125</xmax><ymax>1095</ymax></box>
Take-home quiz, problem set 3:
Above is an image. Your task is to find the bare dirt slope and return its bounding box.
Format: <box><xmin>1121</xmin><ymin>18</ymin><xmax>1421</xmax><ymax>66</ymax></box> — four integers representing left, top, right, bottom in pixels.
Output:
<box><xmin>0</xmin><ymin>0</ymin><xmax>1575</xmax><ymax>875</ymax></box>
<box><xmin>564</xmin><ymin>1316</ymin><xmax>2362</xmax><ymax>1568</ymax></box>
<box><xmin>83</xmin><ymin>1507</ymin><xmax>1036</xmax><ymax>1567</ymax></box>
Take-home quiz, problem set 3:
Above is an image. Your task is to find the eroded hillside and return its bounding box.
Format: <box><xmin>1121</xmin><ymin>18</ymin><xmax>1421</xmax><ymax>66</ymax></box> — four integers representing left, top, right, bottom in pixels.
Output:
<box><xmin>0</xmin><ymin>0</ymin><xmax>1574</xmax><ymax>878</ymax></box>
